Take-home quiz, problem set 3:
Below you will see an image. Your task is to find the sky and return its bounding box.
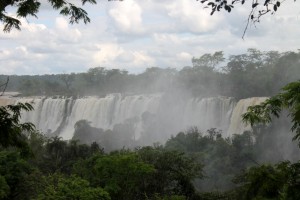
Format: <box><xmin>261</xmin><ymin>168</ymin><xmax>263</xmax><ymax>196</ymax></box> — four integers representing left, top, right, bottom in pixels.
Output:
<box><xmin>0</xmin><ymin>0</ymin><xmax>300</xmax><ymax>75</ymax></box>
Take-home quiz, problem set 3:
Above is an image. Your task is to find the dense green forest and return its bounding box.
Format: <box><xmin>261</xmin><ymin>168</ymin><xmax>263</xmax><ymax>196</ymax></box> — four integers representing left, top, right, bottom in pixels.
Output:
<box><xmin>1</xmin><ymin>49</ymin><xmax>300</xmax><ymax>99</ymax></box>
<box><xmin>0</xmin><ymin>94</ymin><xmax>300</xmax><ymax>199</ymax></box>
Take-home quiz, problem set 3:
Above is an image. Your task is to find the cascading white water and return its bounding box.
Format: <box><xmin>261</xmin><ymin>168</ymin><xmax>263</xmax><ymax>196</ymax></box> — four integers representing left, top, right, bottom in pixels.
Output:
<box><xmin>0</xmin><ymin>94</ymin><xmax>269</xmax><ymax>140</ymax></box>
<box><xmin>183</xmin><ymin>96</ymin><xmax>235</xmax><ymax>134</ymax></box>
<box><xmin>16</xmin><ymin>98</ymin><xmax>44</xmax><ymax>129</ymax></box>
<box><xmin>227</xmin><ymin>97</ymin><xmax>268</xmax><ymax>136</ymax></box>
<box><xmin>38</xmin><ymin>98</ymin><xmax>69</xmax><ymax>134</ymax></box>
<box><xmin>60</xmin><ymin>95</ymin><xmax>118</xmax><ymax>139</ymax></box>
<box><xmin>56</xmin><ymin>94</ymin><xmax>162</xmax><ymax>139</ymax></box>
<box><xmin>114</xmin><ymin>94</ymin><xmax>161</xmax><ymax>125</ymax></box>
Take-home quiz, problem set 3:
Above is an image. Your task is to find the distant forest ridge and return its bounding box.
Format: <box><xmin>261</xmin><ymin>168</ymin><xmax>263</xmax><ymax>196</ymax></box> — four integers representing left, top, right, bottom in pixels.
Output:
<box><xmin>1</xmin><ymin>49</ymin><xmax>300</xmax><ymax>99</ymax></box>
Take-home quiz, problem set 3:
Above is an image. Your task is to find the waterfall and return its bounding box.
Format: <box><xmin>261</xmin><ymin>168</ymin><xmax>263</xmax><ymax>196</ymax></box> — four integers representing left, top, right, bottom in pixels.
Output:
<box><xmin>227</xmin><ymin>97</ymin><xmax>268</xmax><ymax>136</ymax></box>
<box><xmin>15</xmin><ymin>98</ymin><xmax>44</xmax><ymax>128</ymax></box>
<box><xmin>183</xmin><ymin>96</ymin><xmax>235</xmax><ymax>135</ymax></box>
<box><xmin>0</xmin><ymin>94</ymin><xmax>269</xmax><ymax>140</ymax></box>
<box><xmin>59</xmin><ymin>94</ymin><xmax>161</xmax><ymax>139</ymax></box>
<box><xmin>15</xmin><ymin>97</ymin><xmax>67</xmax><ymax>134</ymax></box>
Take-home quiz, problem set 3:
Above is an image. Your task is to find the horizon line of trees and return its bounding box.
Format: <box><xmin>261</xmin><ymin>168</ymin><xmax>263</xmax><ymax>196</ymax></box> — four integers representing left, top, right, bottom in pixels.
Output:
<box><xmin>1</xmin><ymin>49</ymin><xmax>300</xmax><ymax>99</ymax></box>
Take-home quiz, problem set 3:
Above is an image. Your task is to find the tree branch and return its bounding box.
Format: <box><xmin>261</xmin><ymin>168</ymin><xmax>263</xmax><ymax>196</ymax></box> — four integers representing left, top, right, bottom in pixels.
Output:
<box><xmin>0</xmin><ymin>76</ymin><xmax>9</xmax><ymax>96</ymax></box>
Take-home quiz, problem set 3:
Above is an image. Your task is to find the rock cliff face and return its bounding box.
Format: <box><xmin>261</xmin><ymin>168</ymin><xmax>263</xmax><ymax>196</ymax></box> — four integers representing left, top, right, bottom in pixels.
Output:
<box><xmin>0</xmin><ymin>94</ymin><xmax>268</xmax><ymax>141</ymax></box>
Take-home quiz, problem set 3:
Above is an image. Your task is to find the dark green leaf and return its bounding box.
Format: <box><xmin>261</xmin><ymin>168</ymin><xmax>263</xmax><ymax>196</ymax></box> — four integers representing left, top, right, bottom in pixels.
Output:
<box><xmin>264</xmin><ymin>0</ymin><xmax>270</xmax><ymax>6</ymax></box>
<box><xmin>276</xmin><ymin>1</ymin><xmax>280</xmax><ymax>7</ymax></box>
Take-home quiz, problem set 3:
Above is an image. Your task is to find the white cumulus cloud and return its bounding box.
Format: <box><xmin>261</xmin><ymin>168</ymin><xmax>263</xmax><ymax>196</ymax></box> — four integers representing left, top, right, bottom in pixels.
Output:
<box><xmin>0</xmin><ymin>0</ymin><xmax>300</xmax><ymax>75</ymax></box>
<box><xmin>108</xmin><ymin>0</ymin><xmax>145</xmax><ymax>34</ymax></box>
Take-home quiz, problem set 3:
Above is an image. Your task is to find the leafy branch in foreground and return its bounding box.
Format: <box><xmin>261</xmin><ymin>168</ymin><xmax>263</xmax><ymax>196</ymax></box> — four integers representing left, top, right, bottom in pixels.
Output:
<box><xmin>0</xmin><ymin>103</ymin><xmax>35</xmax><ymax>151</ymax></box>
<box><xmin>0</xmin><ymin>0</ymin><xmax>122</xmax><ymax>32</ymax></box>
<box><xmin>242</xmin><ymin>80</ymin><xmax>300</xmax><ymax>143</ymax></box>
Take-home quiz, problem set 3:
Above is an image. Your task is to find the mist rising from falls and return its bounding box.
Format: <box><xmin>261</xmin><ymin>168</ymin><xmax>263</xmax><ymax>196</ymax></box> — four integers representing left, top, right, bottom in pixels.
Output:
<box><xmin>183</xmin><ymin>97</ymin><xmax>235</xmax><ymax>137</ymax></box>
<box><xmin>0</xmin><ymin>95</ymin><xmax>268</xmax><ymax>143</ymax></box>
<box><xmin>60</xmin><ymin>94</ymin><xmax>161</xmax><ymax>139</ymax></box>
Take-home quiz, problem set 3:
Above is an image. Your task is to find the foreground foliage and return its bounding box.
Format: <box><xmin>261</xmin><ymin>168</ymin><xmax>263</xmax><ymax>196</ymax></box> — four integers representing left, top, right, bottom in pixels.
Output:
<box><xmin>243</xmin><ymin>80</ymin><xmax>300</xmax><ymax>144</ymax></box>
<box><xmin>36</xmin><ymin>174</ymin><xmax>111</xmax><ymax>200</ymax></box>
<box><xmin>0</xmin><ymin>0</ymin><xmax>122</xmax><ymax>32</ymax></box>
<box><xmin>0</xmin><ymin>124</ymin><xmax>296</xmax><ymax>200</ymax></box>
<box><xmin>233</xmin><ymin>161</ymin><xmax>300</xmax><ymax>200</ymax></box>
<box><xmin>0</xmin><ymin>103</ymin><xmax>34</xmax><ymax>156</ymax></box>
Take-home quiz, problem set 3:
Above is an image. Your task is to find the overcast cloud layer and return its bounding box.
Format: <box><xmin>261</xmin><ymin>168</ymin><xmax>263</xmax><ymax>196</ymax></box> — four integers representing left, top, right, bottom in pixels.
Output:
<box><xmin>1</xmin><ymin>0</ymin><xmax>300</xmax><ymax>75</ymax></box>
